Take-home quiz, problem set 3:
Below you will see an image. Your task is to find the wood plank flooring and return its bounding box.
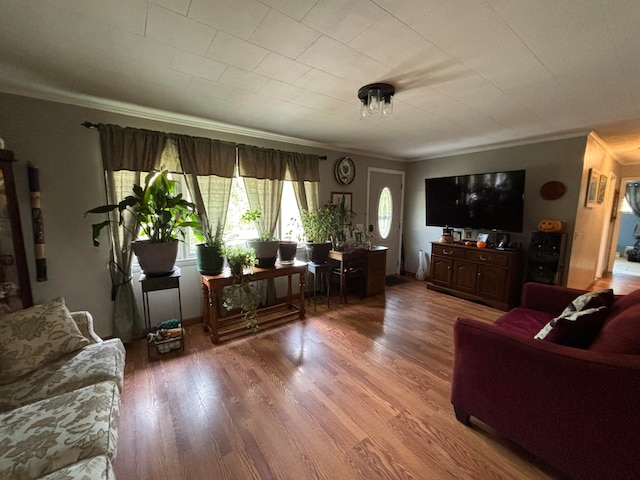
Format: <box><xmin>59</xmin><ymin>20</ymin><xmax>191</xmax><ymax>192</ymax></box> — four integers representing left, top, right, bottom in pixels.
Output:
<box><xmin>115</xmin><ymin>275</ymin><xmax>637</xmax><ymax>479</ymax></box>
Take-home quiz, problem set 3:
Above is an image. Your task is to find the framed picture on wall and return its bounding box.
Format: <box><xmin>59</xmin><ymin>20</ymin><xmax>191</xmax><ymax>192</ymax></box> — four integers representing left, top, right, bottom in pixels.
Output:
<box><xmin>585</xmin><ymin>168</ymin><xmax>600</xmax><ymax>208</ymax></box>
<box><xmin>331</xmin><ymin>192</ymin><xmax>352</xmax><ymax>211</ymax></box>
<box><xmin>597</xmin><ymin>173</ymin><xmax>608</xmax><ymax>204</ymax></box>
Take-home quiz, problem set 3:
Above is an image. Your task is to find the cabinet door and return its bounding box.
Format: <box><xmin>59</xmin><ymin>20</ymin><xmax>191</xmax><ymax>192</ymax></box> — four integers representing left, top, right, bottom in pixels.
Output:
<box><xmin>476</xmin><ymin>264</ymin><xmax>508</xmax><ymax>301</ymax></box>
<box><xmin>431</xmin><ymin>256</ymin><xmax>453</xmax><ymax>287</ymax></box>
<box><xmin>452</xmin><ymin>261</ymin><xmax>478</xmax><ymax>294</ymax></box>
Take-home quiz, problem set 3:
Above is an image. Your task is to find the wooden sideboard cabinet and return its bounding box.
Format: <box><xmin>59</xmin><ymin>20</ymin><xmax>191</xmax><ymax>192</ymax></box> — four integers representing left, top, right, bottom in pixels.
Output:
<box><xmin>428</xmin><ymin>242</ymin><xmax>523</xmax><ymax>311</ymax></box>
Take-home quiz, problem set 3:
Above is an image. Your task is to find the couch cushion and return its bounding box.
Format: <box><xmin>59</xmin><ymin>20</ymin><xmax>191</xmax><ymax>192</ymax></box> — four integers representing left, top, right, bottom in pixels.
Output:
<box><xmin>589</xmin><ymin>303</ymin><xmax>640</xmax><ymax>354</ymax></box>
<box><xmin>0</xmin><ymin>298</ymin><xmax>90</xmax><ymax>385</ymax></box>
<box><xmin>36</xmin><ymin>455</ymin><xmax>113</xmax><ymax>480</ymax></box>
<box><xmin>0</xmin><ymin>380</ymin><xmax>119</xmax><ymax>480</ymax></box>
<box><xmin>494</xmin><ymin>307</ymin><xmax>554</xmax><ymax>337</ymax></box>
<box><xmin>535</xmin><ymin>306</ymin><xmax>609</xmax><ymax>348</ymax></box>
<box><xmin>0</xmin><ymin>338</ymin><xmax>125</xmax><ymax>413</ymax></box>
<box><xmin>608</xmin><ymin>288</ymin><xmax>640</xmax><ymax>319</ymax></box>
<box><xmin>564</xmin><ymin>288</ymin><xmax>614</xmax><ymax>312</ymax></box>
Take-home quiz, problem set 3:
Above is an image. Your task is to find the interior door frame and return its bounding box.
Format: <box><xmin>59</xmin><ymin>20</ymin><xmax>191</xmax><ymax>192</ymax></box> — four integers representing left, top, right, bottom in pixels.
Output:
<box><xmin>366</xmin><ymin>167</ymin><xmax>405</xmax><ymax>275</ymax></box>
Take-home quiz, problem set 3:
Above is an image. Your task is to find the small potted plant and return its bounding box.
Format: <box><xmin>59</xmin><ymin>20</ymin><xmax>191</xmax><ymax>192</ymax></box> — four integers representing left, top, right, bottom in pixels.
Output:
<box><xmin>222</xmin><ymin>243</ymin><xmax>260</xmax><ymax>332</ymax></box>
<box><xmin>194</xmin><ymin>221</ymin><xmax>225</xmax><ymax>276</ymax></box>
<box><xmin>278</xmin><ymin>218</ymin><xmax>299</xmax><ymax>265</ymax></box>
<box><xmin>300</xmin><ymin>205</ymin><xmax>340</xmax><ymax>264</ymax></box>
<box><xmin>85</xmin><ymin>170</ymin><xmax>200</xmax><ymax>276</ymax></box>
<box><xmin>241</xmin><ymin>209</ymin><xmax>279</xmax><ymax>268</ymax></box>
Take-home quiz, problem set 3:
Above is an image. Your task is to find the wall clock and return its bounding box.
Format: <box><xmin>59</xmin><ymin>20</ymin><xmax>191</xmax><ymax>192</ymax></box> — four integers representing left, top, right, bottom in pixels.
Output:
<box><xmin>334</xmin><ymin>156</ymin><xmax>355</xmax><ymax>185</ymax></box>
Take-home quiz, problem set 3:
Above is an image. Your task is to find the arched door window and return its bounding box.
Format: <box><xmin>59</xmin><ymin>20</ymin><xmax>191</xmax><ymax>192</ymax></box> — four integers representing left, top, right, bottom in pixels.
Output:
<box><xmin>378</xmin><ymin>187</ymin><xmax>392</xmax><ymax>239</ymax></box>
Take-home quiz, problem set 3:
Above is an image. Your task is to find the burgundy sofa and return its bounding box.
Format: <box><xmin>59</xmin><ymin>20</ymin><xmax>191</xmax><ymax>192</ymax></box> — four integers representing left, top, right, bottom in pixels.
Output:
<box><xmin>451</xmin><ymin>282</ymin><xmax>640</xmax><ymax>480</ymax></box>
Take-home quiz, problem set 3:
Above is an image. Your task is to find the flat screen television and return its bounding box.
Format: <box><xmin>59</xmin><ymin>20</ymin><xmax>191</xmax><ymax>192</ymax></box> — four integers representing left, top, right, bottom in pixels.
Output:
<box><xmin>425</xmin><ymin>170</ymin><xmax>526</xmax><ymax>233</ymax></box>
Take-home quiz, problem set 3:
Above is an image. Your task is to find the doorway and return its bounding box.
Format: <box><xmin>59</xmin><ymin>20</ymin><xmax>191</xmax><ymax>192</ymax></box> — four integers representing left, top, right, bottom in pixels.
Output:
<box><xmin>611</xmin><ymin>178</ymin><xmax>640</xmax><ymax>277</ymax></box>
<box><xmin>367</xmin><ymin>168</ymin><xmax>404</xmax><ymax>275</ymax></box>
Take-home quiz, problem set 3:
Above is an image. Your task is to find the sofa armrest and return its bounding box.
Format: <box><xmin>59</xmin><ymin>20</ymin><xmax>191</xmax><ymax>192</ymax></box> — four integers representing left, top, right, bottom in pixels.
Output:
<box><xmin>71</xmin><ymin>311</ymin><xmax>103</xmax><ymax>344</ymax></box>
<box><xmin>520</xmin><ymin>282</ymin><xmax>588</xmax><ymax>315</ymax></box>
<box><xmin>451</xmin><ymin>316</ymin><xmax>640</xmax><ymax>480</ymax></box>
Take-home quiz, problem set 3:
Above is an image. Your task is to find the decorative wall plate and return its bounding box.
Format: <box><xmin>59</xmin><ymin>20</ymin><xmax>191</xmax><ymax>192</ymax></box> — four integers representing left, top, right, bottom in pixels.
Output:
<box><xmin>334</xmin><ymin>156</ymin><xmax>355</xmax><ymax>185</ymax></box>
<box><xmin>540</xmin><ymin>181</ymin><xmax>566</xmax><ymax>200</ymax></box>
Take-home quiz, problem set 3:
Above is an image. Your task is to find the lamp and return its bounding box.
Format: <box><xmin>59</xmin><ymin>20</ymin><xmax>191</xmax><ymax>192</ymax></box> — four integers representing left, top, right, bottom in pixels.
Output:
<box><xmin>358</xmin><ymin>83</ymin><xmax>395</xmax><ymax>118</ymax></box>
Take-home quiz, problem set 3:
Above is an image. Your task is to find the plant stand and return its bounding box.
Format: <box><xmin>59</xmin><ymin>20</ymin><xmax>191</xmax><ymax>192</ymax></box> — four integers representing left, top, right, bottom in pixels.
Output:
<box><xmin>140</xmin><ymin>268</ymin><xmax>184</xmax><ymax>357</ymax></box>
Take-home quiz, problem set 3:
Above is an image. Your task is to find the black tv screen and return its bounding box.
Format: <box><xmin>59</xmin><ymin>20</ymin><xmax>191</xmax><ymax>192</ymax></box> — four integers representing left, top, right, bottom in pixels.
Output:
<box><xmin>425</xmin><ymin>170</ymin><xmax>526</xmax><ymax>233</ymax></box>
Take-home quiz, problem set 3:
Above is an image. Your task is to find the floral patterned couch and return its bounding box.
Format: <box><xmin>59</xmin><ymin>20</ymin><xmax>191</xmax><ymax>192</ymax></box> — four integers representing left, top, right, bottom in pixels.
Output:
<box><xmin>0</xmin><ymin>298</ymin><xmax>125</xmax><ymax>479</ymax></box>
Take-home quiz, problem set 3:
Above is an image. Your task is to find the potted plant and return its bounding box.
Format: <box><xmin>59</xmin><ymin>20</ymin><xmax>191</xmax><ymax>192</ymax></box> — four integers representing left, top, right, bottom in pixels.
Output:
<box><xmin>300</xmin><ymin>205</ymin><xmax>340</xmax><ymax>264</ymax></box>
<box><xmin>278</xmin><ymin>218</ymin><xmax>299</xmax><ymax>265</ymax></box>
<box><xmin>85</xmin><ymin>170</ymin><xmax>200</xmax><ymax>276</ymax></box>
<box><xmin>222</xmin><ymin>243</ymin><xmax>260</xmax><ymax>332</ymax></box>
<box><xmin>241</xmin><ymin>209</ymin><xmax>279</xmax><ymax>268</ymax></box>
<box><xmin>194</xmin><ymin>221</ymin><xmax>225</xmax><ymax>276</ymax></box>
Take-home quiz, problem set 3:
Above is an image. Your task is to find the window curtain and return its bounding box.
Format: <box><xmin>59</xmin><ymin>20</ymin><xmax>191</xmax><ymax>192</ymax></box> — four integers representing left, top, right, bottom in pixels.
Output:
<box><xmin>238</xmin><ymin>145</ymin><xmax>287</xmax><ymax>237</ymax></box>
<box><xmin>625</xmin><ymin>181</ymin><xmax>640</xmax><ymax>218</ymax></box>
<box><xmin>175</xmin><ymin>135</ymin><xmax>236</xmax><ymax>240</ymax></box>
<box><xmin>284</xmin><ymin>151</ymin><xmax>320</xmax><ymax>212</ymax></box>
<box><xmin>97</xmin><ymin>124</ymin><xmax>166</xmax><ymax>342</ymax></box>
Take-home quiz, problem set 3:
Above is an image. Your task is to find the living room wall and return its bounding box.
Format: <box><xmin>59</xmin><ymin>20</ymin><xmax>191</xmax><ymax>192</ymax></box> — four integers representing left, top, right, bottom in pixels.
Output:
<box><xmin>403</xmin><ymin>137</ymin><xmax>589</xmax><ymax>283</ymax></box>
<box><xmin>0</xmin><ymin>92</ymin><xmax>404</xmax><ymax>337</ymax></box>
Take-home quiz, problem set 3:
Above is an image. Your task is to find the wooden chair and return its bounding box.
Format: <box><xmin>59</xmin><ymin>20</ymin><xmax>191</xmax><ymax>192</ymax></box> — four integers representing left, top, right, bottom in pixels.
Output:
<box><xmin>331</xmin><ymin>248</ymin><xmax>366</xmax><ymax>303</ymax></box>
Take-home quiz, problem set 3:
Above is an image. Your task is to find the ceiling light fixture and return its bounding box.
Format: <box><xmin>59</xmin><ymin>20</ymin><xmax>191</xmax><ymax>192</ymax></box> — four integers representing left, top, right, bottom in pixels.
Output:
<box><xmin>358</xmin><ymin>83</ymin><xmax>395</xmax><ymax>119</ymax></box>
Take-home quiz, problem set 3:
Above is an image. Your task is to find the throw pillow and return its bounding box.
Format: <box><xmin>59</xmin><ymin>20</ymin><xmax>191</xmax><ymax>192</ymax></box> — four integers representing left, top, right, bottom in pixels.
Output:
<box><xmin>564</xmin><ymin>288</ymin><xmax>614</xmax><ymax>312</ymax></box>
<box><xmin>0</xmin><ymin>298</ymin><xmax>89</xmax><ymax>384</ymax></box>
<box><xmin>589</xmin><ymin>303</ymin><xmax>640</xmax><ymax>354</ymax></box>
<box><xmin>534</xmin><ymin>306</ymin><xmax>609</xmax><ymax>348</ymax></box>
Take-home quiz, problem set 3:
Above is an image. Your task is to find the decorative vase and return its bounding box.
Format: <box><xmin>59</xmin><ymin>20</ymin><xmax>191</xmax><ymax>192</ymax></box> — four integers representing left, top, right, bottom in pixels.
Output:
<box><xmin>415</xmin><ymin>249</ymin><xmax>427</xmax><ymax>281</ymax></box>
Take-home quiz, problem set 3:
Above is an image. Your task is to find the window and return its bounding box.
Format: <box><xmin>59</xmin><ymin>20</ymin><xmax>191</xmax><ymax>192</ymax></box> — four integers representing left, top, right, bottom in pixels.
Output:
<box><xmin>378</xmin><ymin>187</ymin><xmax>392</xmax><ymax>239</ymax></box>
<box><xmin>280</xmin><ymin>181</ymin><xmax>303</xmax><ymax>241</ymax></box>
<box><xmin>224</xmin><ymin>175</ymin><xmax>257</xmax><ymax>244</ymax></box>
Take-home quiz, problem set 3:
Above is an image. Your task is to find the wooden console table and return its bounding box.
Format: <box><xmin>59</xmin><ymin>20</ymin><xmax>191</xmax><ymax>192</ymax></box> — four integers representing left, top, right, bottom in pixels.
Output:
<box><xmin>201</xmin><ymin>260</ymin><xmax>307</xmax><ymax>343</ymax></box>
<box><xmin>328</xmin><ymin>246</ymin><xmax>388</xmax><ymax>302</ymax></box>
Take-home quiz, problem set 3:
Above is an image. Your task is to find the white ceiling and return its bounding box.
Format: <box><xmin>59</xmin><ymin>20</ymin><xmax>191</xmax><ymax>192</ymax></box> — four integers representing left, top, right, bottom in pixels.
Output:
<box><xmin>1</xmin><ymin>0</ymin><xmax>640</xmax><ymax>163</ymax></box>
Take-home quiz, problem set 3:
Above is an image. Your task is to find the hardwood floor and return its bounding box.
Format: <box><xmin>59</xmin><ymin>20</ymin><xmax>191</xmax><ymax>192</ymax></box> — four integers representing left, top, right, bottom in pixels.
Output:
<box><xmin>114</xmin><ymin>276</ymin><xmax>640</xmax><ymax>480</ymax></box>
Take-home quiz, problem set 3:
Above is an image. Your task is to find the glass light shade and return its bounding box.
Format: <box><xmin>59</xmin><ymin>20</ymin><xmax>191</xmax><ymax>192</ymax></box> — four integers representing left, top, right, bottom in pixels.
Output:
<box><xmin>367</xmin><ymin>88</ymin><xmax>381</xmax><ymax>114</ymax></box>
<box><xmin>382</xmin><ymin>95</ymin><xmax>394</xmax><ymax>117</ymax></box>
<box><xmin>360</xmin><ymin>101</ymin><xmax>371</xmax><ymax>118</ymax></box>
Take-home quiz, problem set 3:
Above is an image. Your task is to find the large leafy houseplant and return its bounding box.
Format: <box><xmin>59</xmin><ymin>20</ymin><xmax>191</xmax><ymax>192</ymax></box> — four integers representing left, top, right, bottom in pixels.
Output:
<box><xmin>300</xmin><ymin>205</ymin><xmax>340</xmax><ymax>263</ymax></box>
<box><xmin>85</xmin><ymin>170</ymin><xmax>200</xmax><ymax>275</ymax></box>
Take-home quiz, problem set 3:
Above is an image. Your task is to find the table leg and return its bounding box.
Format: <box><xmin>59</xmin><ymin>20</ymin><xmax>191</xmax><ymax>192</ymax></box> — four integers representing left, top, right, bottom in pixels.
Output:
<box><xmin>298</xmin><ymin>271</ymin><xmax>306</xmax><ymax>318</ymax></box>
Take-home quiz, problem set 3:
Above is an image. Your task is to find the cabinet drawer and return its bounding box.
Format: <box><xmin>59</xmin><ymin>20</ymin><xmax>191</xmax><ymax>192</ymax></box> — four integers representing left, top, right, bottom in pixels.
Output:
<box><xmin>432</xmin><ymin>244</ymin><xmax>465</xmax><ymax>259</ymax></box>
<box><xmin>465</xmin><ymin>249</ymin><xmax>508</xmax><ymax>266</ymax></box>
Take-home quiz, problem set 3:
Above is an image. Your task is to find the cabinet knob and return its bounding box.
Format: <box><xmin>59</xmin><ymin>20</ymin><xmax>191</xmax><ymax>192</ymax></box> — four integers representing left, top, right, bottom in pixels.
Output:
<box><xmin>443</xmin><ymin>250</ymin><xmax>453</xmax><ymax>255</ymax></box>
<box><xmin>479</xmin><ymin>255</ymin><xmax>491</xmax><ymax>261</ymax></box>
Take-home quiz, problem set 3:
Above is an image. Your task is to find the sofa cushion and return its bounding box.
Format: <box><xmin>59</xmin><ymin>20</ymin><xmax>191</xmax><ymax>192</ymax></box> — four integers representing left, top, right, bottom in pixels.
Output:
<box><xmin>0</xmin><ymin>380</ymin><xmax>119</xmax><ymax>480</ymax></box>
<box><xmin>0</xmin><ymin>298</ymin><xmax>89</xmax><ymax>385</ymax></box>
<box><xmin>589</xmin><ymin>303</ymin><xmax>640</xmax><ymax>354</ymax></box>
<box><xmin>0</xmin><ymin>338</ymin><xmax>125</xmax><ymax>413</ymax></box>
<box><xmin>494</xmin><ymin>307</ymin><xmax>553</xmax><ymax>337</ymax></box>
<box><xmin>608</xmin><ymin>288</ymin><xmax>640</xmax><ymax>319</ymax></box>
<box><xmin>564</xmin><ymin>288</ymin><xmax>614</xmax><ymax>312</ymax></box>
<box><xmin>535</xmin><ymin>306</ymin><xmax>609</xmax><ymax>348</ymax></box>
<box><xmin>36</xmin><ymin>455</ymin><xmax>114</xmax><ymax>480</ymax></box>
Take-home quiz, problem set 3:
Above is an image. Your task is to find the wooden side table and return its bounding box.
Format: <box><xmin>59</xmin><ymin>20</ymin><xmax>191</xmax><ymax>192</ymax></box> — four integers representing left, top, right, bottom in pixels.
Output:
<box><xmin>140</xmin><ymin>268</ymin><xmax>184</xmax><ymax>355</ymax></box>
<box><xmin>307</xmin><ymin>261</ymin><xmax>332</xmax><ymax>310</ymax></box>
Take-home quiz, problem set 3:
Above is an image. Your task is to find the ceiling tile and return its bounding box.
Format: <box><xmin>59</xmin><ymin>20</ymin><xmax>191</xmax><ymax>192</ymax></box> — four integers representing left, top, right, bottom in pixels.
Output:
<box><xmin>302</xmin><ymin>0</ymin><xmax>386</xmax><ymax>43</ymax></box>
<box><xmin>257</xmin><ymin>79</ymin><xmax>305</xmax><ymax>101</ymax></box>
<box><xmin>109</xmin><ymin>28</ymin><xmax>175</xmax><ymax>66</ymax></box>
<box><xmin>188</xmin><ymin>0</ymin><xmax>269</xmax><ymax>40</ymax></box>
<box><xmin>147</xmin><ymin>4</ymin><xmax>215</xmax><ymax>55</ymax></box>
<box><xmin>171</xmin><ymin>51</ymin><xmax>226</xmax><ymax>82</ymax></box>
<box><xmin>54</xmin><ymin>0</ymin><xmax>147</xmax><ymax>35</ymax></box>
<box><xmin>258</xmin><ymin>0</ymin><xmax>317</xmax><ymax>21</ymax></box>
<box><xmin>206</xmin><ymin>32</ymin><xmax>269</xmax><ymax>71</ymax></box>
<box><xmin>297</xmin><ymin>36</ymin><xmax>362</xmax><ymax>77</ymax></box>
<box><xmin>218</xmin><ymin>66</ymin><xmax>270</xmax><ymax>93</ymax></box>
<box><xmin>151</xmin><ymin>0</ymin><xmax>191</xmax><ymax>16</ymax></box>
<box><xmin>254</xmin><ymin>53</ymin><xmax>311</xmax><ymax>83</ymax></box>
<box><xmin>249</xmin><ymin>9</ymin><xmax>320</xmax><ymax>59</ymax></box>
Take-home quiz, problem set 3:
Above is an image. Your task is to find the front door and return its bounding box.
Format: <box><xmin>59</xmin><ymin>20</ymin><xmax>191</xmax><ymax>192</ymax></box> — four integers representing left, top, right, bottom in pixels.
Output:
<box><xmin>367</xmin><ymin>168</ymin><xmax>404</xmax><ymax>275</ymax></box>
